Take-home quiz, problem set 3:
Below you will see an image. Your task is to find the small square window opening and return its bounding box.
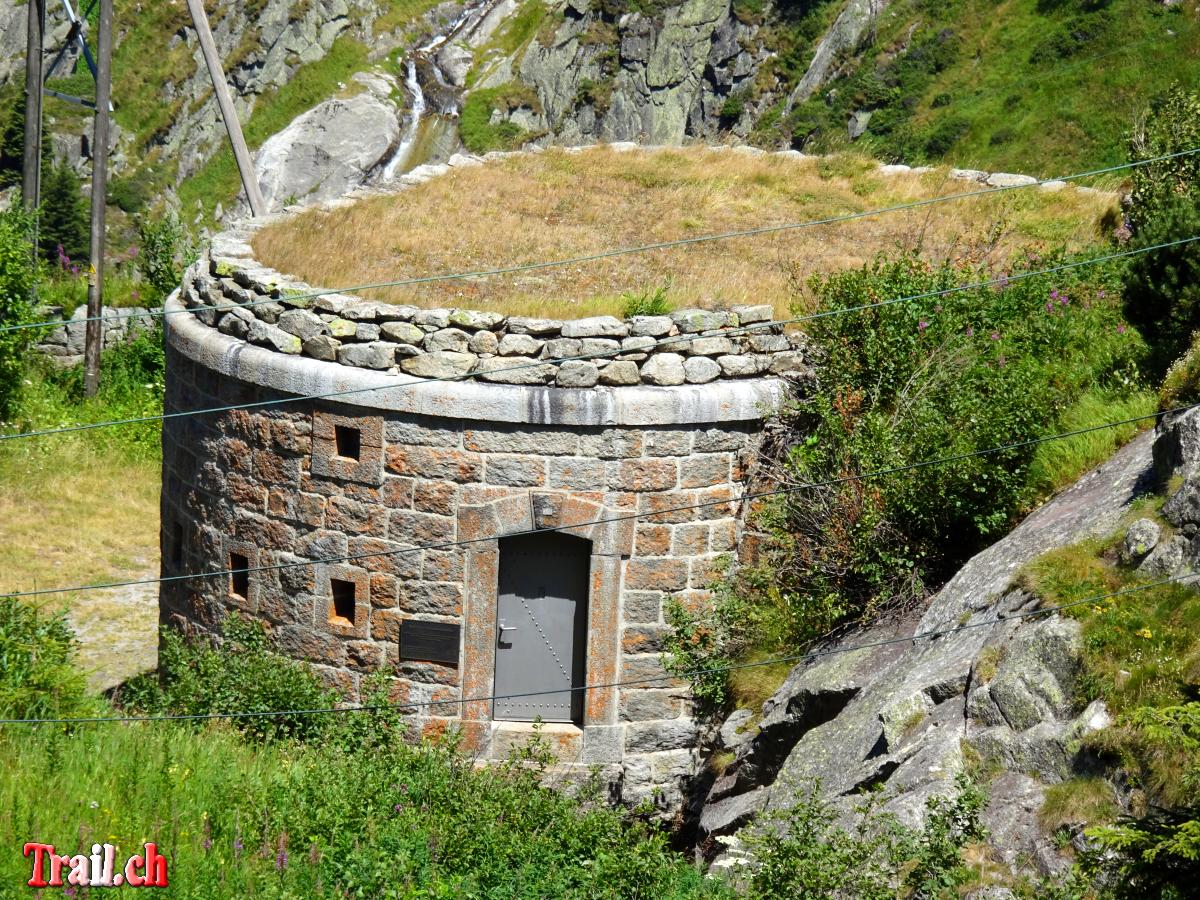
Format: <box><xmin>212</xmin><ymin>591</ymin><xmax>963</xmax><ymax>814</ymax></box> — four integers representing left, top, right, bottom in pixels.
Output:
<box><xmin>330</xmin><ymin>578</ymin><xmax>356</xmax><ymax>625</ymax></box>
<box><xmin>230</xmin><ymin>552</ymin><xmax>250</xmax><ymax>599</ymax></box>
<box><xmin>334</xmin><ymin>425</ymin><xmax>361</xmax><ymax>461</ymax></box>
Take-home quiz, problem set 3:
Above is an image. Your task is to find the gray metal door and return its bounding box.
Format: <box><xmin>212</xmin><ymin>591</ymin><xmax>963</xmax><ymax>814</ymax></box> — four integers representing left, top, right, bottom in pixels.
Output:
<box><xmin>493</xmin><ymin>532</ymin><xmax>590</xmax><ymax>724</ymax></box>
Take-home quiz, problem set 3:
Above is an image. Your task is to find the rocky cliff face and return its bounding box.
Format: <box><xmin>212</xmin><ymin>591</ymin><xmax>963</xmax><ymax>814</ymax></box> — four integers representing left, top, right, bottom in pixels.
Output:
<box><xmin>697</xmin><ymin>420</ymin><xmax>1174</xmax><ymax>880</ymax></box>
<box><xmin>475</xmin><ymin>0</ymin><xmax>772</xmax><ymax>145</ymax></box>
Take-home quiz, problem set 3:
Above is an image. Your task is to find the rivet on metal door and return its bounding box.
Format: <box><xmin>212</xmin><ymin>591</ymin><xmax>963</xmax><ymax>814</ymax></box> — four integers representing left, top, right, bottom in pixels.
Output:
<box><xmin>493</xmin><ymin>532</ymin><xmax>590</xmax><ymax>724</ymax></box>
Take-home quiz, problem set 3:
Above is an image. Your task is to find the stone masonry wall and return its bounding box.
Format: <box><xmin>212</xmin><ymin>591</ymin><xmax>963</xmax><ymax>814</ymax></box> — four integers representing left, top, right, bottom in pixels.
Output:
<box><xmin>180</xmin><ymin>251</ymin><xmax>809</xmax><ymax>387</ymax></box>
<box><xmin>161</xmin><ymin>328</ymin><xmax>779</xmax><ymax>810</ymax></box>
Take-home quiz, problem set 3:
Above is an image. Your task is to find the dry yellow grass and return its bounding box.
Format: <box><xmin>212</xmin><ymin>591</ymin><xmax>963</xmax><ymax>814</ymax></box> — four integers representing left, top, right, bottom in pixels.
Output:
<box><xmin>0</xmin><ymin>440</ymin><xmax>161</xmax><ymax>689</ymax></box>
<box><xmin>253</xmin><ymin>147</ymin><xmax>1121</xmax><ymax>319</ymax></box>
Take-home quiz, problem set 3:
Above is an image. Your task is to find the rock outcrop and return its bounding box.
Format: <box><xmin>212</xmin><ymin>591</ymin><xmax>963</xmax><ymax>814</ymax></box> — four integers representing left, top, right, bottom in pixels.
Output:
<box><xmin>255</xmin><ymin>73</ymin><xmax>402</xmax><ymax>211</ymax></box>
<box><xmin>699</xmin><ymin>421</ymin><xmax>1160</xmax><ymax>877</ymax></box>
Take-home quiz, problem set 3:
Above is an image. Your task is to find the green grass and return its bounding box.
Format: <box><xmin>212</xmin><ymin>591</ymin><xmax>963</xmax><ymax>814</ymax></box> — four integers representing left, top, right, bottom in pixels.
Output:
<box><xmin>459</xmin><ymin>84</ymin><xmax>543</xmax><ymax>154</ymax></box>
<box><xmin>1040</xmin><ymin>777</ymin><xmax>1118</xmax><ymax>831</ymax></box>
<box><xmin>793</xmin><ymin>0</ymin><xmax>1200</xmax><ymax>175</ymax></box>
<box><xmin>0</xmin><ymin>718</ymin><xmax>724</xmax><ymax>898</ymax></box>
<box><xmin>1025</xmin><ymin>387</ymin><xmax>1157</xmax><ymax>499</ymax></box>
<box><xmin>1021</xmin><ymin>539</ymin><xmax>1200</xmax><ymax>717</ymax></box>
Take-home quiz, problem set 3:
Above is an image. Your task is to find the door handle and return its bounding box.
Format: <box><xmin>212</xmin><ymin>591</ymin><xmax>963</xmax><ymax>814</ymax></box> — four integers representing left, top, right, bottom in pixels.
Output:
<box><xmin>498</xmin><ymin>622</ymin><xmax>518</xmax><ymax>633</ymax></box>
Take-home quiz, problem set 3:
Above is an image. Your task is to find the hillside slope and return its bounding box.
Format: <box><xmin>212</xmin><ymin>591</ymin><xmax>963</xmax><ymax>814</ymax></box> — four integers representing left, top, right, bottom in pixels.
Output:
<box><xmin>3</xmin><ymin>0</ymin><xmax>1196</xmax><ymax>229</ymax></box>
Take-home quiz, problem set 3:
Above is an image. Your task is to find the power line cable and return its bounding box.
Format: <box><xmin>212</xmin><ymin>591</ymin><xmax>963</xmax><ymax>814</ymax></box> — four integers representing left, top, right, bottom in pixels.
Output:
<box><xmin>3</xmin><ymin>147</ymin><xmax>1197</xmax><ymax>339</ymax></box>
<box><xmin>2</xmin><ymin>569</ymin><xmax>1193</xmax><ymax>727</ymax></box>
<box><xmin>2</xmin><ymin>235</ymin><xmax>1195</xmax><ymax>446</ymax></box>
<box><xmin>4</xmin><ymin>401</ymin><xmax>1186</xmax><ymax>602</ymax></box>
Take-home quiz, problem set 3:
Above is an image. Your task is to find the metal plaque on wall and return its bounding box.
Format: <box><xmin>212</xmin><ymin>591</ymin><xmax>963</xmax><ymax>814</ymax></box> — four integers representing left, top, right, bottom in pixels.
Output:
<box><xmin>400</xmin><ymin>620</ymin><xmax>461</xmax><ymax>666</ymax></box>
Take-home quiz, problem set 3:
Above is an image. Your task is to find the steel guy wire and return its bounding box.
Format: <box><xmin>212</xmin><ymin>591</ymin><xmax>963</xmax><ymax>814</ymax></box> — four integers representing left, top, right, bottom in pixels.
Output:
<box><xmin>2</xmin><ymin>569</ymin><xmax>1194</xmax><ymax>727</ymax></box>
<box><xmin>4</xmin><ymin>400</ymin><xmax>1189</xmax><ymax>602</ymax></box>
<box><xmin>1</xmin><ymin>235</ymin><xmax>1196</xmax><ymax>446</ymax></box>
<box><xmin>3</xmin><ymin>146</ymin><xmax>1198</xmax><ymax>339</ymax></box>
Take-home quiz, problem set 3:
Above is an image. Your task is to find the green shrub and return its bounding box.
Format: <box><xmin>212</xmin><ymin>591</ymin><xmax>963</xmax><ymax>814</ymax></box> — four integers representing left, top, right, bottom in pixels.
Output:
<box><xmin>0</xmin><ymin>597</ymin><xmax>89</xmax><ymax>721</ymax></box>
<box><xmin>108</xmin><ymin>175</ymin><xmax>152</xmax><ymax>214</ymax></box>
<box><xmin>671</xmin><ymin>252</ymin><xmax>1145</xmax><ymax>704</ymax></box>
<box><xmin>1122</xmin><ymin>196</ymin><xmax>1200</xmax><ymax>372</ymax></box>
<box><xmin>744</xmin><ymin>775</ymin><xmax>987</xmax><ymax>899</ymax></box>
<box><xmin>24</xmin><ymin>323</ymin><xmax>166</xmax><ymax>459</ymax></box>
<box><xmin>922</xmin><ymin>116</ymin><xmax>969</xmax><ymax>158</ymax></box>
<box><xmin>721</xmin><ymin>93</ymin><xmax>746</xmax><ymax>122</ymax></box>
<box><xmin>1127</xmin><ymin>83</ymin><xmax>1200</xmax><ymax>236</ymax></box>
<box><xmin>574</xmin><ymin>77</ymin><xmax>615</xmax><ymax>115</ymax></box>
<box><xmin>121</xmin><ymin>616</ymin><xmax>336</xmax><ymax>743</ymax></box>
<box><xmin>0</xmin><ymin>204</ymin><xmax>35</xmax><ymax>418</ymax></box>
<box><xmin>137</xmin><ymin>212</ymin><xmax>196</xmax><ymax>302</ymax></box>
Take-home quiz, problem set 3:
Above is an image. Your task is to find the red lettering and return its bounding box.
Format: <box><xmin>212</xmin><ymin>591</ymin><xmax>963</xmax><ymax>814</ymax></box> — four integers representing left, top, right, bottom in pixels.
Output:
<box><xmin>144</xmin><ymin>843</ymin><xmax>169</xmax><ymax>887</ymax></box>
<box><xmin>124</xmin><ymin>854</ymin><xmax>144</xmax><ymax>888</ymax></box>
<box><xmin>23</xmin><ymin>843</ymin><xmax>53</xmax><ymax>888</ymax></box>
<box><xmin>49</xmin><ymin>853</ymin><xmax>72</xmax><ymax>887</ymax></box>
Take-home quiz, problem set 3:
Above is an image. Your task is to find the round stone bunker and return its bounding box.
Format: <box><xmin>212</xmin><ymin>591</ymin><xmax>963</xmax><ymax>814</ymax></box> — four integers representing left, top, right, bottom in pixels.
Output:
<box><xmin>161</xmin><ymin>217</ymin><xmax>808</xmax><ymax>810</ymax></box>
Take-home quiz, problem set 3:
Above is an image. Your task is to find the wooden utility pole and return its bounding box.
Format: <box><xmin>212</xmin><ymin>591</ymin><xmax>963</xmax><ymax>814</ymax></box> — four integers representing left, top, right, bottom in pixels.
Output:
<box><xmin>83</xmin><ymin>0</ymin><xmax>112</xmax><ymax>397</ymax></box>
<box><xmin>22</xmin><ymin>0</ymin><xmax>45</xmax><ymax>214</ymax></box>
<box><xmin>185</xmin><ymin>0</ymin><xmax>266</xmax><ymax>216</ymax></box>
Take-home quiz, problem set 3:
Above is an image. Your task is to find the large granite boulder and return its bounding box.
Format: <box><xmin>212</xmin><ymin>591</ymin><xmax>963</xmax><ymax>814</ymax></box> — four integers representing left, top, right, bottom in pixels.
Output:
<box><xmin>255</xmin><ymin>88</ymin><xmax>401</xmax><ymax>211</ymax></box>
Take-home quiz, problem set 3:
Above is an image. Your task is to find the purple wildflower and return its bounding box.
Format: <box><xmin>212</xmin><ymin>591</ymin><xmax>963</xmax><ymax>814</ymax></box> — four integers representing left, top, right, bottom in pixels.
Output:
<box><xmin>918</xmin><ymin>320</ymin><xmax>929</xmax><ymax>331</ymax></box>
<box><xmin>1117</xmin><ymin>324</ymin><xmax>1127</xmax><ymax>335</ymax></box>
<box><xmin>203</xmin><ymin>838</ymin><xmax>212</xmax><ymax>851</ymax></box>
<box><xmin>990</xmin><ymin>331</ymin><xmax>1000</xmax><ymax>341</ymax></box>
<box><xmin>276</xmin><ymin>848</ymin><xmax>288</xmax><ymax>871</ymax></box>
<box><xmin>64</xmin><ymin>888</ymin><xmax>76</xmax><ymax>899</ymax></box>
<box><xmin>394</xmin><ymin>803</ymin><xmax>403</xmax><ymax>813</ymax></box>
<box><xmin>1050</xmin><ymin>289</ymin><xmax>1059</xmax><ymax>300</ymax></box>
<box><xmin>1098</xmin><ymin>290</ymin><xmax>1106</xmax><ymax>298</ymax></box>
<box><xmin>1045</xmin><ymin>301</ymin><xmax>1054</xmax><ymax>312</ymax></box>
<box><xmin>233</xmin><ymin>838</ymin><xmax>244</xmax><ymax>852</ymax></box>
<box><xmin>965</xmin><ymin>326</ymin><xmax>974</xmax><ymax>337</ymax></box>
<box><xmin>1059</xmin><ymin>296</ymin><xmax>1069</xmax><ymax>306</ymax></box>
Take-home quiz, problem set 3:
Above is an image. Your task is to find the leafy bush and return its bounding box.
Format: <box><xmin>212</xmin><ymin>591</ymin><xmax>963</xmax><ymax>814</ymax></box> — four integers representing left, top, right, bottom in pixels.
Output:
<box><xmin>1121</xmin><ymin>197</ymin><xmax>1200</xmax><ymax>372</ymax></box>
<box><xmin>121</xmin><ymin>616</ymin><xmax>336</xmax><ymax>743</ymax></box>
<box><xmin>1128</xmin><ymin>84</ymin><xmax>1200</xmax><ymax>236</ymax></box>
<box><xmin>0</xmin><ymin>204</ymin><xmax>35</xmax><ymax>418</ymax></box>
<box><xmin>0</xmin><ymin>597</ymin><xmax>89</xmax><ymax>721</ymax></box>
<box><xmin>744</xmin><ymin>775</ymin><xmax>987</xmax><ymax>898</ymax></box>
<box><xmin>108</xmin><ymin>175</ymin><xmax>152</xmax><ymax>214</ymax></box>
<box><xmin>137</xmin><ymin>212</ymin><xmax>196</xmax><ymax>302</ymax></box>
<box><xmin>671</xmin><ymin>252</ymin><xmax>1144</xmax><ymax>704</ymax></box>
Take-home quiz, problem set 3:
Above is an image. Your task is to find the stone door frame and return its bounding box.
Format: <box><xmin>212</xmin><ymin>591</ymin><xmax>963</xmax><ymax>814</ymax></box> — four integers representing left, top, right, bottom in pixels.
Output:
<box><xmin>459</xmin><ymin>492</ymin><xmax>633</xmax><ymax>750</ymax></box>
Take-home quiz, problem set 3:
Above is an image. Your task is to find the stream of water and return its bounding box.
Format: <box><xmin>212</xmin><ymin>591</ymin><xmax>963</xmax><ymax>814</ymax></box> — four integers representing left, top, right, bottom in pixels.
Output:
<box><xmin>381</xmin><ymin>0</ymin><xmax>509</xmax><ymax>179</ymax></box>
